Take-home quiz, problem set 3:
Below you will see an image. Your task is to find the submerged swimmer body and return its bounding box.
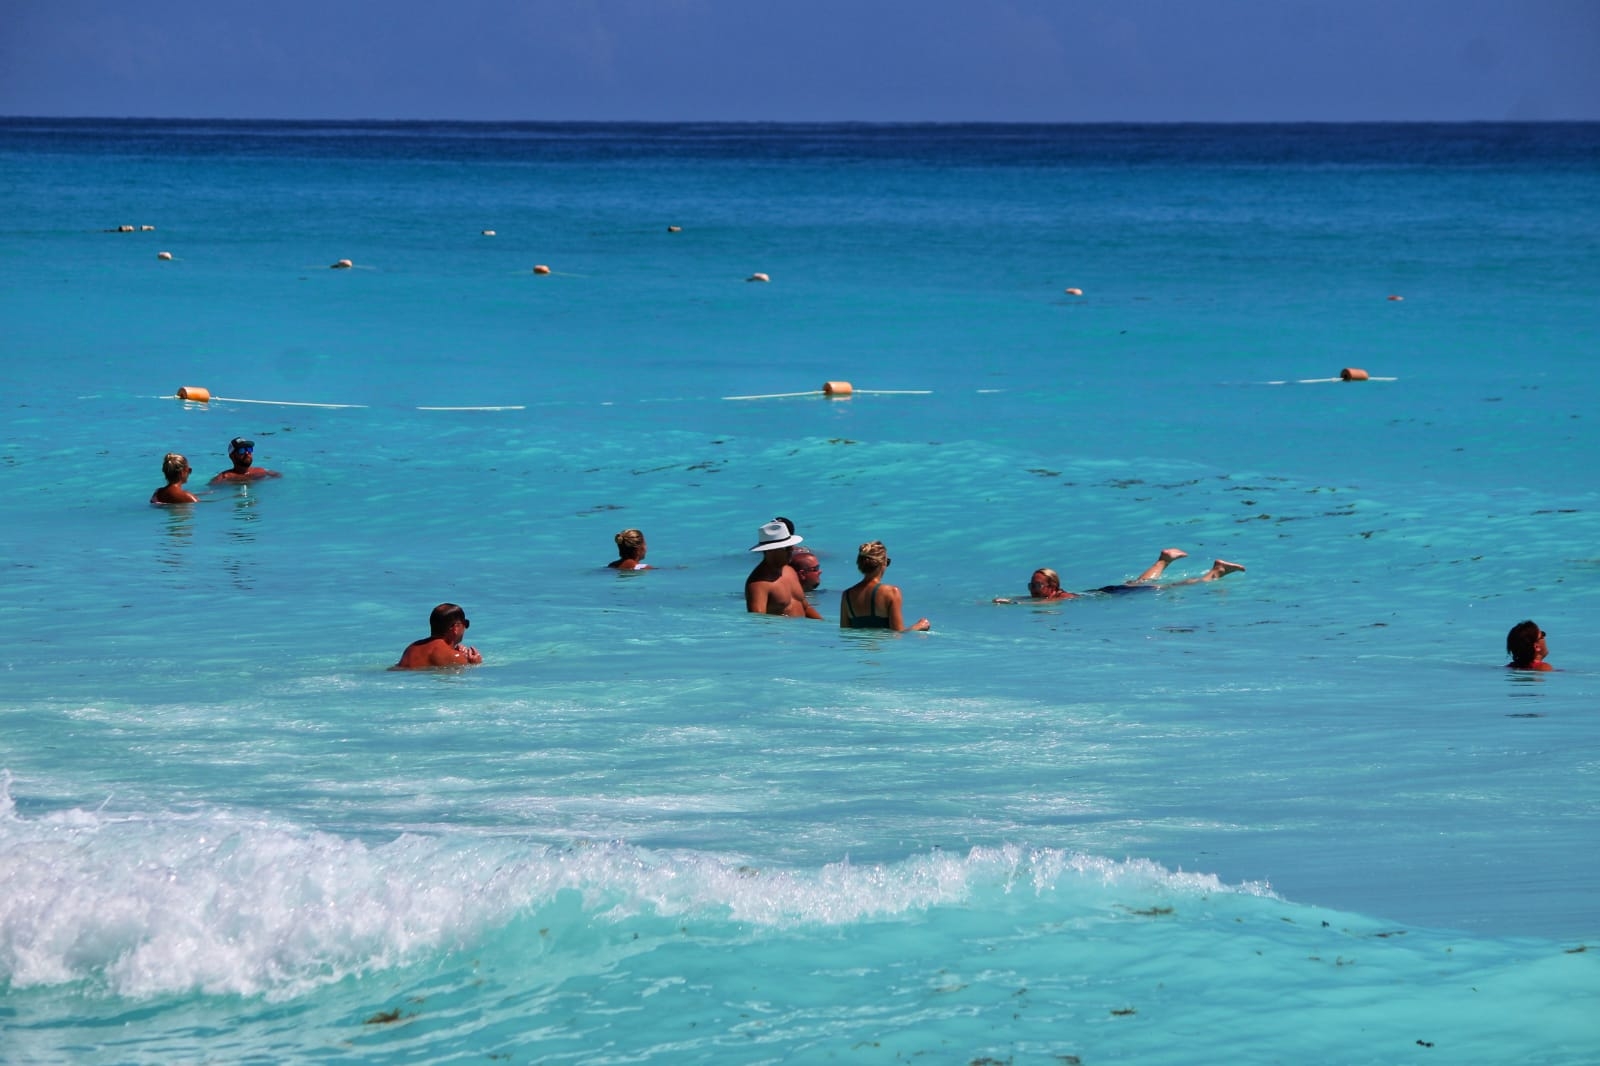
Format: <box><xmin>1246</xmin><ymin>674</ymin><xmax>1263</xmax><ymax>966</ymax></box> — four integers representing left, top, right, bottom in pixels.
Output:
<box><xmin>994</xmin><ymin>549</ymin><xmax>1245</xmax><ymax>603</ymax></box>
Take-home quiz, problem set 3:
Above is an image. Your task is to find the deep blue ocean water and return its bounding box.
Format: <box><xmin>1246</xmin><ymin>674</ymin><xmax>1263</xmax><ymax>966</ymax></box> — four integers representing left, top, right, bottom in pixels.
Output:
<box><xmin>2</xmin><ymin>119</ymin><xmax>1598</xmax><ymax>1063</ymax></box>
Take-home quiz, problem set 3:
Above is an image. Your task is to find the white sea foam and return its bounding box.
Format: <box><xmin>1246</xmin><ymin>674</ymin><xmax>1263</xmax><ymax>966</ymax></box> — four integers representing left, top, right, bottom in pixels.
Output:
<box><xmin>0</xmin><ymin>773</ymin><xmax>1271</xmax><ymax>1000</ymax></box>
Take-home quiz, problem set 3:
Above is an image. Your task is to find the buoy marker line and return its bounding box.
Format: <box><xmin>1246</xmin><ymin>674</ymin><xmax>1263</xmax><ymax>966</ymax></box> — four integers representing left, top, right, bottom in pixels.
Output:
<box><xmin>722</xmin><ymin>381</ymin><xmax>933</xmax><ymax>401</ymax></box>
<box><xmin>171</xmin><ymin>390</ymin><xmax>530</xmax><ymax>412</ymax></box>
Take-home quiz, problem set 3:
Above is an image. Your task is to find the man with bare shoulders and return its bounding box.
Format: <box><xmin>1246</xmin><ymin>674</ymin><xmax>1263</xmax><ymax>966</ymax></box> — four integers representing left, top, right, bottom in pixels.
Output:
<box><xmin>744</xmin><ymin>520</ymin><xmax>822</xmax><ymax>619</ymax></box>
<box><xmin>394</xmin><ymin>603</ymin><xmax>482</xmax><ymax>669</ymax></box>
<box><xmin>211</xmin><ymin>438</ymin><xmax>281</xmax><ymax>484</ymax></box>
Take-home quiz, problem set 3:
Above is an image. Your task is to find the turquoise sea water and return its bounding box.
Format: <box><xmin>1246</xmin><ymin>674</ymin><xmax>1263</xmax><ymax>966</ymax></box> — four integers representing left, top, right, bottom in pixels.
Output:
<box><xmin>2</xmin><ymin>120</ymin><xmax>1598</xmax><ymax>1062</ymax></box>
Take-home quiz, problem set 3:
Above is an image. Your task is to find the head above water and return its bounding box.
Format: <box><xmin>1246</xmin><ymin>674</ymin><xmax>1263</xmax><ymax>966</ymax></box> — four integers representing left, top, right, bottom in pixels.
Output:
<box><xmin>856</xmin><ymin>540</ymin><xmax>889</xmax><ymax>574</ymax></box>
<box><xmin>614</xmin><ymin>528</ymin><xmax>645</xmax><ymax>559</ymax></box>
<box><xmin>1028</xmin><ymin>568</ymin><xmax>1062</xmax><ymax>596</ymax></box>
<box><xmin>1506</xmin><ymin>619</ymin><xmax>1545</xmax><ymax>666</ymax></box>
<box><xmin>790</xmin><ymin>548</ymin><xmax>821</xmax><ymax>590</ymax></box>
<box><xmin>162</xmin><ymin>453</ymin><xmax>189</xmax><ymax>481</ymax></box>
<box><xmin>429</xmin><ymin>602</ymin><xmax>470</xmax><ymax>637</ymax></box>
<box><xmin>229</xmin><ymin>437</ymin><xmax>255</xmax><ymax>458</ymax></box>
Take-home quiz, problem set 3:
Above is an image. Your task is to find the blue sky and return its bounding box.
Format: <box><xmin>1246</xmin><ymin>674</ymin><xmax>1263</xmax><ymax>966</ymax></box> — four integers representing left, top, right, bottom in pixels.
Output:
<box><xmin>2</xmin><ymin>0</ymin><xmax>1596</xmax><ymax>122</ymax></box>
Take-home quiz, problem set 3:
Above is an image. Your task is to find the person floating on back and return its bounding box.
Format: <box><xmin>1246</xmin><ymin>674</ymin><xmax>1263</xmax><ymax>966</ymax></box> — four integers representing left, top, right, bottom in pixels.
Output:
<box><xmin>994</xmin><ymin>548</ymin><xmax>1244</xmax><ymax>603</ymax></box>
<box><xmin>745</xmin><ymin>520</ymin><xmax>821</xmax><ymax>618</ymax></box>
<box><xmin>841</xmin><ymin>540</ymin><xmax>929</xmax><ymax>631</ymax></box>
<box><xmin>394</xmin><ymin>603</ymin><xmax>482</xmax><ymax>669</ymax></box>
<box><xmin>609</xmin><ymin>528</ymin><xmax>651</xmax><ymax>570</ymax></box>
<box><xmin>1506</xmin><ymin>620</ymin><xmax>1552</xmax><ymax>671</ymax></box>
<box><xmin>211</xmin><ymin>438</ymin><xmax>281</xmax><ymax>483</ymax></box>
<box><xmin>151</xmin><ymin>452</ymin><xmax>199</xmax><ymax>504</ymax></box>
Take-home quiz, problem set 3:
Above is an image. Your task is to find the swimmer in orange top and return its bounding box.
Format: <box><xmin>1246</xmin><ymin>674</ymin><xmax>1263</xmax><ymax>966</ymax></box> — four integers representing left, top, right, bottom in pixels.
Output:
<box><xmin>211</xmin><ymin>438</ymin><xmax>281</xmax><ymax>483</ymax></box>
<box><xmin>995</xmin><ymin>548</ymin><xmax>1245</xmax><ymax>603</ymax></box>
<box><xmin>151</xmin><ymin>453</ymin><xmax>199</xmax><ymax>504</ymax></box>
<box><xmin>394</xmin><ymin>603</ymin><xmax>482</xmax><ymax>669</ymax></box>
<box><xmin>1506</xmin><ymin>620</ymin><xmax>1552</xmax><ymax>671</ymax></box>
<box><xmin>608</xmin><ymin>528</ymin><xmax>651</xmax><ymax>570</ymax></box>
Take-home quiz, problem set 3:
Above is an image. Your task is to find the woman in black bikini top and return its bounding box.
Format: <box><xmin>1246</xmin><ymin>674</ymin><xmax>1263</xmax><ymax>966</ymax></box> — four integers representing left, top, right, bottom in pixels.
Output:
<box><xmin>840</xmin><ymin>540</ymin><xmax>930</xmax><ymax>632</ymax></box>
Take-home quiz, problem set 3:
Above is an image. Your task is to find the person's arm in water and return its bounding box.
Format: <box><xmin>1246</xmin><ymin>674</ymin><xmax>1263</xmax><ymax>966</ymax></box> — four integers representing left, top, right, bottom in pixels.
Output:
<box><xmin>883</xmin><ymin>584</ymin><xmax>930</xmax><ymax>632</ymax></box>
<box><xmin>798</xmin><ymin>580</ymin><xmax>822</xmax><ymax>620</ymax></box>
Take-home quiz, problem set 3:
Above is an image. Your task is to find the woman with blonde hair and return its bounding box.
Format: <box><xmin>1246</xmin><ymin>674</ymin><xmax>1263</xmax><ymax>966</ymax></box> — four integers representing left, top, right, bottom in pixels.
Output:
<box><xmin>150</xmin><ymin>453</ymin><xmax>198</xmax><ymax>505</ymax></box>
<box><xmin>609</xmin><ymin>528</ymin><xmax>650</xmax><ymax>570</ymax></box>
<box><xmin>840</xmin><ymin>540</ymin><xmax>929</xmax><ymax>631</ymax></box>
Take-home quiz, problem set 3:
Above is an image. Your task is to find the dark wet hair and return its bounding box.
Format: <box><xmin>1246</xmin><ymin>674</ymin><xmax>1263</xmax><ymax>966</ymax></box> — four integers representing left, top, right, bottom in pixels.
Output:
<box><xmin>1506</xmin><ymin>619</ymin><xmax>1542</xmax><ymax>666</ymax></box>
<box><xmin>429</xmin><ymin>603</ymin><xmax>468</xmax><ymax>637</ymax></box>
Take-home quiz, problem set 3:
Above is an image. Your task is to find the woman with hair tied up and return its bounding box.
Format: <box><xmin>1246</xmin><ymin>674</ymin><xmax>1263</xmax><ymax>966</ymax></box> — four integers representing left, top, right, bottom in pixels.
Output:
<box><xmin>608</xmin><ymin>528</ymin><xmax>651</xmax><ymax>570</ymax></box>
<box><xmin>840</xmin><ymin>540</ymin><xmax>929</xmax><ymax>632</ymax></box>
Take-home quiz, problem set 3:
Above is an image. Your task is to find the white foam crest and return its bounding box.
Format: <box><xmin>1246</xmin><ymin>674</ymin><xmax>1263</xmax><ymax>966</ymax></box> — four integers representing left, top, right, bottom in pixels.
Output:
<box><xmin>0</xmin><ymin>775</ymin><xmax>1275</xmax><ymax>999</ymax></box>
<box><xmin>0</xmin><ymin>783</ymin><xmax>533</xmax><ymax>999</ymax></box>
<box><xmin>541</xmin><ymin>839</ymin><xmax>1277</xmax><ymax>927</ymax></box>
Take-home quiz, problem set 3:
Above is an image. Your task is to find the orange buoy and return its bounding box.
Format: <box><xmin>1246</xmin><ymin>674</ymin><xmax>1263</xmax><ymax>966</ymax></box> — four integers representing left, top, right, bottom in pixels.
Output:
<box><xmin>532</xmin><ymin>264</ymin><xmax>551</xmax><ymax>275</ymax></box>
<box><xmin>1064</xmin><ymin>287</ymin><xmax>1083</xmax><ymax>296</ymax></box>
<box><xmin>331</xmin><ymin>259</ymin><xmax>353</xmax><ymax>269</ymax></box>
<box><xmin>157</xmin><ymin>251</ymin><xmax>173</xmax><ymax>261</ymax></box>
<box><xmin>823</xmin><ymin>381</ymin><xmax>853</xmax><ymax>397</ymax></box>
<box><xmin>747</xmin><ymin>272</ymin><xmax>770</xmax><ymax>283</ymax></box>
<box><xmin>1340</xmin><ymin>368</ymin><xmax>1370</xmax><ymax>382</ymax></box>
<box><xmin>176</xmin><ymin>386</ymin><xmax>211</xmax><ymax>402</ymax></box>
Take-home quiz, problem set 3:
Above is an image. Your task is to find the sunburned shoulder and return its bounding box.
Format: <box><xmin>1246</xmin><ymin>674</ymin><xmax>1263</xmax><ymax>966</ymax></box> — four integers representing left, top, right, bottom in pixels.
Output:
<box><xmin>394</xmin><ymin>638</ymin><xmax>480</xmax><ymax>670</ymax></box>
<box><xmin>1507</xmin><ymin>661</ymin><xmax>1554</xmax><ymax>672</ymax></box>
